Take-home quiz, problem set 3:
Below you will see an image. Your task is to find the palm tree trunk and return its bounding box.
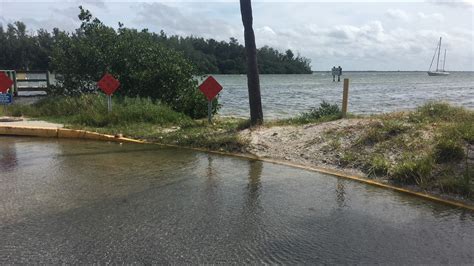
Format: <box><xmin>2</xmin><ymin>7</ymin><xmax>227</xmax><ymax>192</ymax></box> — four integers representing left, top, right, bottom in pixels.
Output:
<box><xmin>240</xmin><ymin>0</ymin><xmax>263</xmax><ymax>125</ymax></box>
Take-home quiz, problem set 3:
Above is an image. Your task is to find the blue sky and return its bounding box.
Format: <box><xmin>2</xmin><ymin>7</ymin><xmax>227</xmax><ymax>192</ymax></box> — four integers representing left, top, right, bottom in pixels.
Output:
<box><xmin>1</xmin><ymin>0</ymin><xmax>473</xmax><ymax>71</ymax></box>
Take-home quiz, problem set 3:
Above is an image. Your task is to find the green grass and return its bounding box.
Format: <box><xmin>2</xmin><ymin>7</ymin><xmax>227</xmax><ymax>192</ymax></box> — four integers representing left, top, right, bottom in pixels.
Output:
<box><xmin>409</xmin><ymin>102</ymin><xmax>472</xmax><ymax>124</ymax></box>
<box><xmin>434</xmin><ymin>139</ymin><xmax>465</xmax><ymax>163</ymax></box>
<box><xmin>5</xmin><ymin>94</ymin><xmax>194</xmax><ymax>127</ymax></box>
<box><xmin>340</xmin><ymin>101</ymin><xmax>473</xmax><ymax>198</ymax></box>
<box><xmin>390</xmin><ymin>154</ymin><xmax>434</xmax><ymax>185</ymax></box>
<box><xmin>366</xmin><ymin>154</ymin><xmax>389</xmax><ymax>177</ymax></box>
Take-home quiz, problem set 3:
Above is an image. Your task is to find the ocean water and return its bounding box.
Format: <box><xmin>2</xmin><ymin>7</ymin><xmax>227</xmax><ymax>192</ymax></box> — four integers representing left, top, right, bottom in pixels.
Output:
<box><xmin>214</xmin><ymin>72</ymin><xmax>474</xmax><ymax>119</ymax></box>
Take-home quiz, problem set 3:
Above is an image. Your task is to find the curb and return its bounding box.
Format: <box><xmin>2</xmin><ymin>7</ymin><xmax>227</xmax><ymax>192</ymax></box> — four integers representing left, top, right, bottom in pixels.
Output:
<box><xmin>0</xmin><ymin>126</ymin><xmax>145</xmax><ymax>144</ymax></box>
<box><xmin>1</xmin><ymin>125</ymin><xmax>473</xmax><ymax>211</ymax></box>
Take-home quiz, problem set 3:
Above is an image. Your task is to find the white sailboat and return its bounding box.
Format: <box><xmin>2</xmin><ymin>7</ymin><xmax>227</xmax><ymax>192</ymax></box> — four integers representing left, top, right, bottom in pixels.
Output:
<box><xmin>428</xmin><ymin>37</ymin><xmax>449</xmax><ymax>76</ymax></box>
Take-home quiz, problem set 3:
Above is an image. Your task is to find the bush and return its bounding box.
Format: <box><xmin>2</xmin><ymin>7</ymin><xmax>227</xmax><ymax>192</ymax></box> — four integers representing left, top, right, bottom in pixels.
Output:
<box><xmin>301</xmin><ymin>101</ymin><xmax>341</xmax><ymax>120</ymax></box>
<box><xmin>340</xmin><ymin>151</ymin><xmax>357</xmax><ymax>166</ymax></box>
<box><xmin>367</xmin><ymin>154</ymin><xmax>389</xmax><ymax>176</ymax></box>
<box><xmin>50</xmin><ymin>7</ymin><xmax>217</xmax><ymax>119</ymax></box>
<box><xmin>434</xmin><ymin>139</ymin><xmax>465</xmax><ymax>163</ymax></box>
<box><xmin>438</xmin><ymin>123</ymin><xmax>474</xmax><ymax>145</ymax></box>
<box><xmin>391</xmin><ymin>155</ymin><xmax>434</xmax><ymax>185</ymax></box>
<box><xmin>271</xmin><ymin>101</ymin><xmax>341</xmax><ymax>126</ymax></box>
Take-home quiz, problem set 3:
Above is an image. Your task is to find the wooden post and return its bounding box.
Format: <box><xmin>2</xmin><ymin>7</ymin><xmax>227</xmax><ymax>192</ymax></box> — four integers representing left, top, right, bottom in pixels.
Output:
<box><xmin>342</xmin><ymin>78</ymin><xmax>349</xmax><ymax>118</ymax></box>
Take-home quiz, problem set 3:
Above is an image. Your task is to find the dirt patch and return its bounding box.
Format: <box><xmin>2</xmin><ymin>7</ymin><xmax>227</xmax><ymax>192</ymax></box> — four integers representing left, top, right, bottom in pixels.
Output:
<box><xmin>240</xmin><ymin>118</ymin><xmax>374</xmax><ymax>176</ymax></box>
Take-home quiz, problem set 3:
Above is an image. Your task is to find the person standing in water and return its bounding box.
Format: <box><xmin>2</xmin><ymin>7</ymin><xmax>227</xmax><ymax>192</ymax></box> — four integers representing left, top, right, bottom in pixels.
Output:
<box><xmin>337</xmin><ymin>66</ymin><xmax>342</xmax><ymax>82</ymax></box>
<box><xmin>331</xmin><ymin>66</ymin><xmax>337</xmax><ymax>82</ymax></box>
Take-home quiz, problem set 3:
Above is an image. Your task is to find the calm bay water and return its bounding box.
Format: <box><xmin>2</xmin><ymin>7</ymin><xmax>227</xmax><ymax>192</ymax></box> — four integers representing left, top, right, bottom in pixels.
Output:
<box><xmin>215</xmin><ymin>71</ymin><xmax>474</xmax><ymax>119</ymax></box>
<box><xmin>1</xmin><ymin>137</ymin><xmax>473</xmax><ymax>263</ymax></box>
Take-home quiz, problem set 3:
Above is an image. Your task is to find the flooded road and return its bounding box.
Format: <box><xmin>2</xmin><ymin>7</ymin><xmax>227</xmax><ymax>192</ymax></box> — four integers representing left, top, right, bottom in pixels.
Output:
<box><xmin>1</xmin><ymin>137</ymin><xmax>473</xmax><ymax>263</ymax></box>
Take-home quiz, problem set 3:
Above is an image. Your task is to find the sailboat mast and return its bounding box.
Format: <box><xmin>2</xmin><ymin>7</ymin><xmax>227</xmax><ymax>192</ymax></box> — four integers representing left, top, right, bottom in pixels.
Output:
<box><xmin>442</xmin><ymin>49</ymin><xmax>447</xmax><ymax>71</ymax></box>
<box><xmin>436</xmin><ymin>37</ymin><xmax>442</xmax><ymax>71</ymax></box>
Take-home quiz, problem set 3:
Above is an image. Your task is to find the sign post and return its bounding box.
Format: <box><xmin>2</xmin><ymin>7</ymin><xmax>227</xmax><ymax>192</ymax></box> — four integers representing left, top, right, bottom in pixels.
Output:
<box><xmin>97</xmin><ymin>73</ymin><xmax>120</xmax><ymax>113</ymax></box>
<box><xmin>0</xmin><ymin>72</ymin><xmax>14</xmax><ymax>113</ymax></box>
<box><xmin>198</xmin><ymin>76</ymin><xmax>223</xmax><ymax>123</ymax></box>
<box><xmin>107</xmin><ymin>95</ymin><xmax>112</xmax><ymax>112</ymax></box>
<box><xmin>207</xmin><ymin>100</ymin><xmax>212</xmax><ymax>123</ymax></box>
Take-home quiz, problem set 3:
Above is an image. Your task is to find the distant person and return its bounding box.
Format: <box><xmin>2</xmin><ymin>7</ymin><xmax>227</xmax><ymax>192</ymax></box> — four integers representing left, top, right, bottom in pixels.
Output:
<box><xmin>337</xmin><ymin>66</ymin><xmax>342</xmax><ymax>82</ymax></box>
<box><xmin>331</xmin><ymin>66</ymin><xmax>337</xmax><ymax>82</ymax></box>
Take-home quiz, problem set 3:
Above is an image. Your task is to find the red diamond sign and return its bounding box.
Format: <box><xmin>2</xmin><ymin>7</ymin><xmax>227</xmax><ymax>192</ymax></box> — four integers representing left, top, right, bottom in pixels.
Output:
<box><xmin>199</xmin><ymin>76</ymin><xmax>222</xmax><ymax>101</ymax></box>
<box><xmin>0</xmin><ymin>72</ymin><xmax>14</xmax><ymax>93</ymax></box>
<box><xmin>97</xmin><ymin>73</ymin><xmax>120</xmax><ymax>96</ymax></box>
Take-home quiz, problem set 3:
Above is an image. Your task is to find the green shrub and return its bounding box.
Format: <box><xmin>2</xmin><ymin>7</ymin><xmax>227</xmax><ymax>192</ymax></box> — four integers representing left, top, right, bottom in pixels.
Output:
<box><xmin>391</xmin><ymin>155</ymin><xmax>434</xmax><ymax>185</ymax></box>
<box><xmin>340</xmin><ymin>151</ymin><xmax>357</xmax><ymax>167</ymax></box>
<box><xmin>434</xmin><ymin>139</ymin><xmax>465</xmax><ymax>163</ymax></box>
<box><xmin>458</xmin><ymin>123</ymin><xmax>474</xmax><ymax>144</ymax></box>
<box><xmin>439</xmin><ymin>123</ymin><xmax>474</xmax><ymax>145</ymax></box>
<box><xmin>367</xmin><ymin>154</ymin><xmax>389</xmax><ymax>176</ymax></box>
<box><xmin>300</xmin><ymin>101</ymin><xmax>341</xmax><ymax>120</ymax></box>
<box><xmin>270</xmin><ymin>101</ymin><xmax>341</xmax><ymax>126</ymax></box>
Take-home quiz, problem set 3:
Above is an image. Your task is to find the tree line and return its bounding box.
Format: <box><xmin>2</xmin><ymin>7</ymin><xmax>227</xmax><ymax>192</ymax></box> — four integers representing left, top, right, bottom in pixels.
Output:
<box><xmin>157</xmin><ymin>34</ymin><xmax>312</xmax><ymax>74</ymax></box>
<box><xmin>0</xmin><ymin>20</ymin><xmax>312</xmax><ymax>74</ymax></box>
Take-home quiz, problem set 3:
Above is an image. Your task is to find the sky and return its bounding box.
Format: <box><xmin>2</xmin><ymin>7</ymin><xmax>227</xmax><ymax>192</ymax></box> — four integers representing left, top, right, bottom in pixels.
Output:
<box><xmin>1</xmin><ymin>0</ymin><xmax>473</xmax><ymax>71</ymax></box>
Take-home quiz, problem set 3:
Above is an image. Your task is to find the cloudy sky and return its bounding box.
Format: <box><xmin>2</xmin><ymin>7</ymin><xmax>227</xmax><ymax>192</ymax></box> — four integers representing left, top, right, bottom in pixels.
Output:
<box><xmin>1</xmin><ymin>0</ymin><xmax>473</xmax><ymax>71</ymax></box>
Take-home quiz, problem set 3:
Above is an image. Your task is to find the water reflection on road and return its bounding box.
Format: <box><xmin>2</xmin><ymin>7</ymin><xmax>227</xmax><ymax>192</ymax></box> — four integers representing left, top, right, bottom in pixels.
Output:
<box><xmin>0</xmin><ymin>137</ymin><xmax>473</xmax><ymax>264</ymax></box>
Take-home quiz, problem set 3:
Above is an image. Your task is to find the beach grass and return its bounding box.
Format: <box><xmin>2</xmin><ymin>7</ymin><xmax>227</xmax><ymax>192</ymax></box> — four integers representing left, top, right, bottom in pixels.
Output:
<box><xmin>339</xmin><ymin>102</ymin><xmax>473</xmax><ymax>198</ymax></box>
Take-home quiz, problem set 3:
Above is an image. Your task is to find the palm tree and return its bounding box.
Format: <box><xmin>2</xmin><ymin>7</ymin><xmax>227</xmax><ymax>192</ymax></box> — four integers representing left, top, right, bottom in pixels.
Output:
<box><xmin>240</xmin><ymin>0</ymin><xmax>263</xmax><ymax>125</ymax></box>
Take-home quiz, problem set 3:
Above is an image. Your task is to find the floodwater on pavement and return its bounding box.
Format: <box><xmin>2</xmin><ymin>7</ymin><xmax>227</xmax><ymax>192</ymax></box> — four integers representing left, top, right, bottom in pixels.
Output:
<box><xmin>0</xmin><ymin>137</ymin><xmax>473</xmax><ymax>264</ymax></box>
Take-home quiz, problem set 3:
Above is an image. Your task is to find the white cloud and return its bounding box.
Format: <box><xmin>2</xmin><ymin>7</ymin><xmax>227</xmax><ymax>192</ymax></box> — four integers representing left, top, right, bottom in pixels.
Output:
<box><xmin>386</xmin><ymin>9</ymin><xmax>410</xmax><ymax>21</ymax></box>
<box><xmin>428</xmin><ymin>0</ymin><xmax>474</xmax><ymax>7</ymax></box>
<box><xmin>82</xmin><ymin>0</ymin><xmax>107</xmax><ymax>9</ymax></box>
<box><xmin>417</xmin><ymin>12</ymin><xmax>445</xmax><ymax>22</ymax></box>
<box><xmin>133</xmin><ymin>3</ymin><xmax>239</xmax><ymax>40</ymax></box>
<box><xmin>257</xmin><ymin>26</ymin><xmax>276</xmax><ymax>36</ymax></box>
